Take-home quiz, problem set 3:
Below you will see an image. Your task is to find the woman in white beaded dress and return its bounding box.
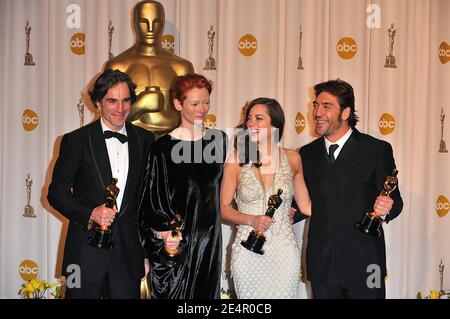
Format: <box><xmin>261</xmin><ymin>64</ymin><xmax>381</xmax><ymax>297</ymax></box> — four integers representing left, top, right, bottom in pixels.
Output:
<box><xmin>220</xmin><ymin>97</ymin><xmax>312</xmax><ymax>299</ymax></box>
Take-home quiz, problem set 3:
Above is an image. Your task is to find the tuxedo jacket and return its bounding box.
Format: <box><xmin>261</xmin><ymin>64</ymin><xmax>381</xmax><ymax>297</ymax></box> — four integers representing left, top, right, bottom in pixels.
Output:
<box><xmin>300</xmin><ymin>128</ymin><xmax>403</xmax><ymax>285</ymax></box>
<box><xmin>48</xmin><ymin>119</ymin><xmax>154</xmax><ymax>282</ymax></box>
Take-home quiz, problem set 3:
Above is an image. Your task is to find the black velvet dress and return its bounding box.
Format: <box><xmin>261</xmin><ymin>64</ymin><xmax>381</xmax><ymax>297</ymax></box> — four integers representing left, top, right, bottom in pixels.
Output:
<box><xmin>138</xmin><ymin>129</ymin><xmax>227</xmax><ymax>299</ymax></box>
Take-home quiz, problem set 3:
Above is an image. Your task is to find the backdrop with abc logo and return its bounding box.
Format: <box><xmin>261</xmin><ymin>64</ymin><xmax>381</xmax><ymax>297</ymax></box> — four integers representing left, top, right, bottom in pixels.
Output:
<box><xmin>0</xmin><ymin>0</ymin><xmax>449</xmax><ymax>299</ymax></box>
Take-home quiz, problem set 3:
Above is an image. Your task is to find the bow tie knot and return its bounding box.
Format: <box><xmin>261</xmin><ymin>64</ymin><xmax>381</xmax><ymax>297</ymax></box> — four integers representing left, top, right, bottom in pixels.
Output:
<box><xmin>104</xmin><ymin>130</ymin><xmax>128</xmax><ymax>144</ymax></box>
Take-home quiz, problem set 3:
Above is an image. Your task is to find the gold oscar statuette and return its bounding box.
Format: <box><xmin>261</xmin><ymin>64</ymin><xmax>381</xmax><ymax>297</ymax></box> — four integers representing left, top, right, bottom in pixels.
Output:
<box><xmin>203</xmin><ymin>25</ymin><xmax>217</xmax><ymax>70</ymax></box>
<box><xmin>23</xmin><ymin>174</ymin><xmax>36</xmax><ymax>218</ymax></box>
<box><xmin>355</xmin><ymin>169</ymin><xmax>398</xmax><ymax>237</ymax></box>
<box><xmin>77</xmin><ymin>97</ymin><xmax>84</xmax><ymax>127</ymax></box>
<box><xmin>165</xmin><ymin>214</ymin><xmax>184</xmax><ymax>257</ymax></box>
<box><xmin>297</xmin><ymin>25</ymin><xmax>304</xmax><ymax>70</ymax></box>
<box><xmin>439</xmin><ymin>260</ymin><xmax>445</xmax><ymax>296</ymax></box>
<box><xmin>88</xmin><ymin>178</ymin><xmax>119</xmax><ymax>249</ymax></box>
<box><xmin>384</xmin><ymin>23</ymin><xmax>397</xmax><ymax>68</ymax></box>
<box><xmin>241</xmin><ymin>189</ymin><xmax>283</xmax><ymax>255</ymax></box>
<box><xmin>161</xmin><ymin>214</ymin><xmax>185</xmax><ymax>267</ymax></box>
<box><xmin>439</xmin><ymin>108</ymin><xmax>448</xmax><ymax>153</ymax></box>
<box><xmin>24</xmin><ymin>20</ymin><xmax>36</xmax><ymax>66</ymax></box>
<box><xmin>438</xmin><ymin>260</ymin><xmax>450</xmax><ymax>298</ymax></box>
<box><xmin>108</xmin><ymin>20</ymin><xmax>115</xmax><ymax>60</ymax></box>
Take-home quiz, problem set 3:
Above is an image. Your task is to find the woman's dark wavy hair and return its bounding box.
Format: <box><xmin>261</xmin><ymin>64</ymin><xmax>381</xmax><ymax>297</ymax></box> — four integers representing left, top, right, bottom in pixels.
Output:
<box><xmin>89</xmin><ymin>69</ymin><xmax>137</xmax><ymax>107</ymax></box>
<box><xmin>234</xmin><ymin>97</ymin><xmax>285</xmax><ymax>167</ymax></box>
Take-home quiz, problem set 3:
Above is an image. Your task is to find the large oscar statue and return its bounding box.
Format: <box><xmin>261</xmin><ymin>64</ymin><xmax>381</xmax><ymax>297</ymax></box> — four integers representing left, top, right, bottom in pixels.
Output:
<box><xmin>103</xmin><ymin>0</ymin><xmax>194</xmax><ymax>137</ymax></box>
<box><xmin>355</xmin><ymin>169</ymin><xmax>398</xmax><ymax>237</ymax></box>
<box><xmin>88</xmin><ymin>178</ymin><xmax>119</xmax><ymax>249</ymax></box>
<box><xmin>241</xmin><ymin>189</ymin><xmax>283</xmax><ymax>255</ymax></box>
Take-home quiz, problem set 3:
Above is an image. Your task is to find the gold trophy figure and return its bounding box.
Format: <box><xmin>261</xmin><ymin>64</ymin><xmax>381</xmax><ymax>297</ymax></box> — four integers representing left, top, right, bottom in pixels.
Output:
<box><xmin>356</xmin><ymin>169</ymin><xmax>398</xmax><ymax>237</ymax></box>
<box><xmin>162</xmin><ymin>214</ymin><xmax>185</xmax><ymax>267</ymax></box>
<box><xmin>439</xmin><ymin>108</ymin><xmax>448</xmax><ymax>153</ymax></box>
<box><xmin>77</xmin><ymin>98</ymin><xmax>84</xmax><ymax>127</ymax></box>
<box><xmin>241</xmin><ymin>189</ymin><xmax>283</xmax><ymax>255</ymax></box>
<box><xmin>102</xmin><ymin>0</ymin><xmax>194</xmax><ymax>137</ymax></box>
<box><xmin>203</xmin><ymin>25</ymin><xmax>217</xmax><ymax>70</ymax></box>
<box><xmin>439</xmin><ymin>260</ymin><xmax>445</xmax><ymax>297</ymax></box>
<box><xmin>24</xmin><ymin>20</ymin><xmax>36</xmax><ymax>66</ymax></box>
<box><xmin>23</xmin><ymin>174</ymin><xmax>36</xmax><ymax>218</ymax></box>
<box><xmin>108</xmin><ymin>20</ymin><xmax>115</xmax><ymax>60</ymax></box>
<box><xmin>88</xmin><ymin>178</ymin><xmax>119</xmax><ymax>249</ymax></box>
<box><xmin>384</xmin><ymin>23</ymin><xmax>397</xmax><ymax>68</ymax></box>
<box><xmin>297</xmin><ymin>25</ymin><xmax>304</xmax><ymax>70</ymax></box>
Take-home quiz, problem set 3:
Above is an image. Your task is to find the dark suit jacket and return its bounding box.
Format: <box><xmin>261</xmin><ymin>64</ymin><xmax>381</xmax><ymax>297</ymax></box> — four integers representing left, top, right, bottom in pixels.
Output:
<box><xmin>48</xmin><ymin>119</ymin><xmax>154</xmax><ymax>282</ymax></box>
<box><xmin>300</xmin><ymin>128</ymin><xmax>403</xmax><ymax>285</ymax></box>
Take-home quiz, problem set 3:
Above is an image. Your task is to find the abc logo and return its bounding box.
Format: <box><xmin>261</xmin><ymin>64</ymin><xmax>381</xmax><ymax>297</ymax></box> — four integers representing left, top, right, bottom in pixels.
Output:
<box><xmin>436</xmin><ymin>195</ymin><xmax>449</xmax><ymax>217</ymax></box>
<box><xmin>238</xmin><ymin>34</ymin><xmax>258</xmax><ymax>57</ymax></box>
<box><xmin>162</xmin><ymin>34</ymin><xmax>175</xmax><ymax>54</ymax></box>
<box><xmin>336</xmin><ymin>37</ymin><xmax>357</xmax><ymax>60</ymax></box>
<box><xmin>295</xmin><ymin>112</ymin><xmax>306</xmax><ymax>134</ymax></box>
<box><xmin>70</xmin><ymin>33</ymin><xmax>85</xmax><ymax>55</ymax></box>
<box><xmin>19</xmin><ymin>260</ymin><xmax>39</xmax><ymax>281</ymax></box>
<box><xmin>22</xmin><ymin>109</ymin><xmax>39</xmax><ymax>132</ymax></box>
<box><xmin>203</xmin><ymin>114</ymin><xmax>217</xmax><ymax>129</ymax></box>
<box><xmin>438</xmin><ymin>42</ymin><xmax>450</xmax><ymax>64</ymax></box>
<box><xmin>378</xmin><ymin>113</ymin><xmax>395</xmax><ymax>135</ymax></box>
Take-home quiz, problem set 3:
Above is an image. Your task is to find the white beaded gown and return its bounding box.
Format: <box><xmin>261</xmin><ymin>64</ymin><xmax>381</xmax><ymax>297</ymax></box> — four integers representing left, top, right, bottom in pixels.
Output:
<box><xmin>231</xmin><ymin>152</ymin><xmax>301</xmax><ymax>299</ymax></box>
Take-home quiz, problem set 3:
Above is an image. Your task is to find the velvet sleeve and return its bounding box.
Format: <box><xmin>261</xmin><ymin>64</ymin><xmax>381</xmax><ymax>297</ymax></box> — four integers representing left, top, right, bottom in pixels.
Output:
<box><xmin>138</xmin><ymin>148</ymin><xmax>176</xmax><ymax>262</ymax></box>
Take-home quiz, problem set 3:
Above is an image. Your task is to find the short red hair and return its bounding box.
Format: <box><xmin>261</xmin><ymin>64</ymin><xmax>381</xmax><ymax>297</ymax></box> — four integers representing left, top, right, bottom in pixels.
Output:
<box><xmin>169</xmin><ymin>73</ymin><xmax>213</xmax><ymax>105</ymax></box>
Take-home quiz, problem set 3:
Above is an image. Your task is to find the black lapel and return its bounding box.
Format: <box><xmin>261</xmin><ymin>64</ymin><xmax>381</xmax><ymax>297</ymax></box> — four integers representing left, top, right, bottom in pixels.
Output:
<box><xmin>119</xmin><ymin>122</ymin><xmax>140</xmax><ymax>215</ymax></box>
<box><xmin>315</xmin><ymin>137</ymin><xmax>329</xmax><ymax>166</ymax></box>
<box><xmin>336</xmin><ymin>128</ymin><xmax>360</xmax><ymax>162</ymax></box>
<box><xmin>88</xmin><ymin>119</ymin><xmax>113</xmax><ymax>190</ymax></box>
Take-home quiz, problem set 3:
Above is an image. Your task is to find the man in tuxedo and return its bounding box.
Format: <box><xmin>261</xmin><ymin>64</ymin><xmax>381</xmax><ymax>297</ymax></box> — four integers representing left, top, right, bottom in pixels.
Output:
<box><xmin>300</xmin><ymin>79</ymin><xmax>403</xmax><ymax>298</ymax></box>
<box><xmin>48</xmin><ymin>69</ymin><xmax>154</xmax><ymax>298</ymax></box>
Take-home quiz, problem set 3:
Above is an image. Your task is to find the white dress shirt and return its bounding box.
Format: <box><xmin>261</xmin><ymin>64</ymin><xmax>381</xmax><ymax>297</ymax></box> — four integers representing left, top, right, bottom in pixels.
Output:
<box><xmin>100</xmin><ymin>118</ymin><xmax>129</xmax><ymax>211</ymax></box>
<box><xmin>324</xmin><ymin>127</ymin><xmax>353</xmax><ymax>159</ymax></box>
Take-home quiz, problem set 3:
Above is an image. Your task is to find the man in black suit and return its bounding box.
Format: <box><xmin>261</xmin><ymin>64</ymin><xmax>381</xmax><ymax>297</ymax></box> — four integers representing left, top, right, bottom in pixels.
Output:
<box><xmin>48</xmin><ymin>69</ymin><xmax>154</xmax><ymax>298</ymax></box>
<box><xmin>300</xmin><ymin>79</ymin><xmax>403</xmax><ymax>298</ymax></box>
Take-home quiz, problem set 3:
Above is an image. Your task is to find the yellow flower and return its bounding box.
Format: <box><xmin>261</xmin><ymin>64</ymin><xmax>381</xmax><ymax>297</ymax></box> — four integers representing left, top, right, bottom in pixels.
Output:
<box><xmin>19</xmin><ymin>278</ymin><xmax>61</xmax><ymax>299</ymax></box>
<box><xmin>429</xmin><ymin>290</ymin><xmax>440</xmax><ymax>299</ymax></box>
<box><xmin>220</xmin><ymin>288</ymin><xmax>231</xmax><ymax>299</ymax></box>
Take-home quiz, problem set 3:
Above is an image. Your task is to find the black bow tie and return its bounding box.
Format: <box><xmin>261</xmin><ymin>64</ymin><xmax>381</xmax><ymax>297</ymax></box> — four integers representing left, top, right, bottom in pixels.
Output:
<box><xmin>104</xmin><ymin>130</ymin><xmax>128</xmax><ymax>144</ymax></box>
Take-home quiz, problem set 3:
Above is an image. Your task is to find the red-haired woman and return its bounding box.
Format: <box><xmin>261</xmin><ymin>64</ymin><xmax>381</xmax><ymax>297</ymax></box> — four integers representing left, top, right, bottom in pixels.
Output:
<box><xmin>138</xmin><ymin>73</ymin><xmax>226</xmax><ymax>299</ymax></box>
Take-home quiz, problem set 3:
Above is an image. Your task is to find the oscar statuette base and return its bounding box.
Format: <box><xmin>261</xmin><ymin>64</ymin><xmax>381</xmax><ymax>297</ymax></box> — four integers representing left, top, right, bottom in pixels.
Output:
<box><xmin>384</xmin><ymin>55</ymin><xmax>396</xmax><ymax>68</ymax></box>
<box><xmin>355</xmin><ymin>213</ymin><xmax>382</xmax><ymax>237</ymax></box>
<box><xmin>203</xmin><ymin>57</ymin><xmax>216</xmax><ymax>70</ymax></box>
<box><xmin>88</xmin><ymin>227</ymin><xmax>113</xmax><ymax>249</ymax></box>
<box><xmin>241</xmin><ymin>230</ymin><xmax>266</xmax><ymax>255</ymax></box>
<box><xmin>160</xmin><ymin>247</ymin><xmax>183</xmax><ymax>267</ymax></box>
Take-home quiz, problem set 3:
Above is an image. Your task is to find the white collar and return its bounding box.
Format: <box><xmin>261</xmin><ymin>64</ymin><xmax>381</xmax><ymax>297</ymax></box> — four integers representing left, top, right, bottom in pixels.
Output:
<box><xmin>324</xmin><ymin>127</ymin><xmax>353</xmax><ymax>154</ymax></box>
<box><xmin>100</xmin><ymin>118</ymin><xmax>127</xmax><ymax>136</ymax></box>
